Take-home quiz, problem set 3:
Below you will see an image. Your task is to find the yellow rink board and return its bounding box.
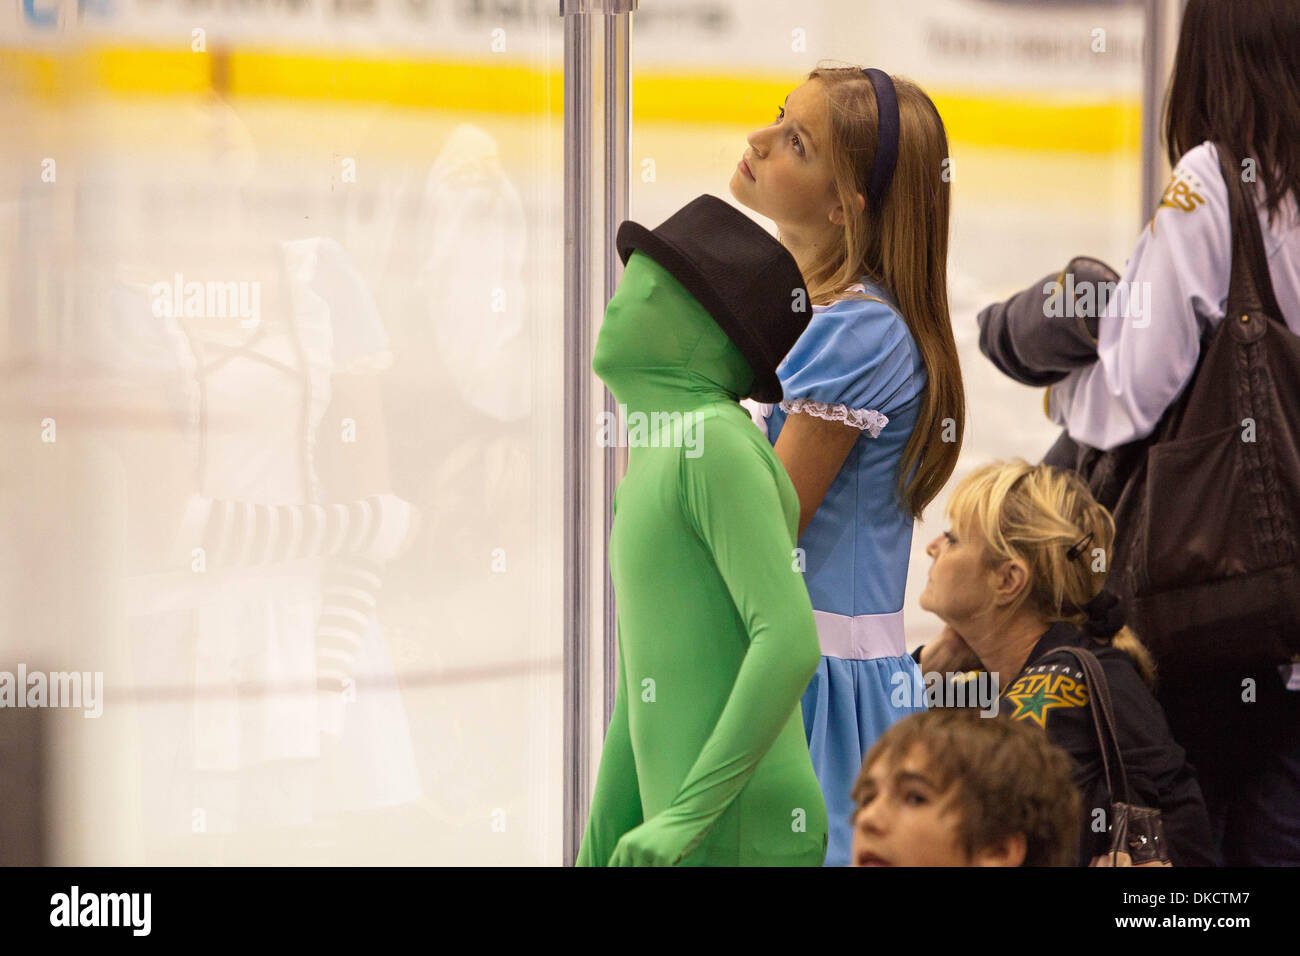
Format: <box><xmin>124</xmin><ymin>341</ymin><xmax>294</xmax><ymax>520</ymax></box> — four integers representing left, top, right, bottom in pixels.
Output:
<box><xmin>0</xmin><ymin>45</ymin><xmax>1141</xmax><ymax>155</ymax></box>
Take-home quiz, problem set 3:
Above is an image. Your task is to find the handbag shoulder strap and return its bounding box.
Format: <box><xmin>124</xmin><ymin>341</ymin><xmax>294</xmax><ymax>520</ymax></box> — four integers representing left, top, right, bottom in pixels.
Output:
<box><xmin>1053</xmin><ymin>644</ymin><xmax>1131</xmax><ymax>805</ymax></box>
<box><xmin>1214</xmin><ymin>142</ymin><xmax>1287</xmax><ymax>325</ymax></box>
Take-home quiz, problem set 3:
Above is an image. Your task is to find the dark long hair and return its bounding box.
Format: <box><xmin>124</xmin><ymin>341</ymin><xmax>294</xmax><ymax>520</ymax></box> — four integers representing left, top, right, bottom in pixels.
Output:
<box><xmin>1165</xmin><ymin>0</ymin><xmax>1300</xmax><ymax>226</ymax></box>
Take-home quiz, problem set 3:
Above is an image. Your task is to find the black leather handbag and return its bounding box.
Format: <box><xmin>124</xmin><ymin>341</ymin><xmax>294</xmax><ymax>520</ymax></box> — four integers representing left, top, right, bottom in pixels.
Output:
<box><xmin>1054</xmin><ymin>646</ymin><xmax>1172</xmax><ymax>866</ymax></box>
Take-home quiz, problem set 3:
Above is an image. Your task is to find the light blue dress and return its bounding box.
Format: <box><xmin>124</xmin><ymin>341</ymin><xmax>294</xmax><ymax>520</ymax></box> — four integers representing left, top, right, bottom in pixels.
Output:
<box><xmin>753</xmin><ymin>278</ymin><xmax>928</xmax><ymax>867</ymax></box>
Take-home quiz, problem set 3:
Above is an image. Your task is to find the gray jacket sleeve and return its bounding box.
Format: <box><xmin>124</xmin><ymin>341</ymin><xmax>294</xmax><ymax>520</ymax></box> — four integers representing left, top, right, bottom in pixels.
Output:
<box><xmin>976</xmin><ymin>256</ymin><xmax>1120</xmax><ymax>386</ymax></box>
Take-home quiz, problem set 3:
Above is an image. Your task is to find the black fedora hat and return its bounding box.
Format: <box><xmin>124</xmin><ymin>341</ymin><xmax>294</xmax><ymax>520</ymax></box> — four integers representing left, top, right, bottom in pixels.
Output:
<box><xmin>615</xmin><ymin>195</ymin><xmax>811</xmax><ymax>403</ymax></box>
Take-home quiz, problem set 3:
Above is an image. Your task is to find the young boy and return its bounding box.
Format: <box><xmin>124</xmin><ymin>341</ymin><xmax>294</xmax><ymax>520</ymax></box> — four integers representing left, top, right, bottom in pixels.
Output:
<box><xmin>849</xmin><ymin>710</ymin><xmax>1080</xmax><ymax>866</ymax></box>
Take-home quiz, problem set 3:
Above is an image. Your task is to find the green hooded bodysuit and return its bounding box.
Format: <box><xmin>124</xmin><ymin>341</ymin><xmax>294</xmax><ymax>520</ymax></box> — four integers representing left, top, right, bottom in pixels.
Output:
<box><xmin>576</xmin><ymin>250</ymin><xmax>828</xmax><ymax>866</ymax></box>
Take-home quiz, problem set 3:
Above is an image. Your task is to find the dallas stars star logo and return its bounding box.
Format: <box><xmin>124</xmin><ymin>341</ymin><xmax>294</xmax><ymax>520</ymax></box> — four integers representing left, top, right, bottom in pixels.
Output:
<box><xmin>1004</xmin><ymin>675</ymin><xmax>1087</xmax><ymax>729</ymax></box>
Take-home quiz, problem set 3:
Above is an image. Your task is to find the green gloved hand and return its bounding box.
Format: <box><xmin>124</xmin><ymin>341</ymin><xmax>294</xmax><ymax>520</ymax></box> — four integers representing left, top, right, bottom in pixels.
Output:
<box><xmin>607</xmin><ymin>812</ymin><xmax>701</xmax><ymax>867</ymax></box>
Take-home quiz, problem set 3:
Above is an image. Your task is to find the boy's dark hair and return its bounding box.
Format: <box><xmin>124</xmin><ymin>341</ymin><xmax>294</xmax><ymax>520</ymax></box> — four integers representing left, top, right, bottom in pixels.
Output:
<box><xmin>851</xmin><ymin>710</ymin><xmax>1081</xmax><ymax>867</ymax></box>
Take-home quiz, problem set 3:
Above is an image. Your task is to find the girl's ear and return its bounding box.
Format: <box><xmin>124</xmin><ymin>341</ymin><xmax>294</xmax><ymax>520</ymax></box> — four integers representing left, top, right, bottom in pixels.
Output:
<box><xmin>829</xmin><ymin>190</ymin><xmax>865</xmax><ymax>226</ymax></box>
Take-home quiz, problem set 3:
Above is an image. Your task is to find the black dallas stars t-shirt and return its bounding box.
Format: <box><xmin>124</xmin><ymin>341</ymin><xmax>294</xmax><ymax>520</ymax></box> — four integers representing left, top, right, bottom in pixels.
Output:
<box><xmin>997</xmin><ymin>622</ymin><xmax>1216</xmax><ymax>867</ymax></box>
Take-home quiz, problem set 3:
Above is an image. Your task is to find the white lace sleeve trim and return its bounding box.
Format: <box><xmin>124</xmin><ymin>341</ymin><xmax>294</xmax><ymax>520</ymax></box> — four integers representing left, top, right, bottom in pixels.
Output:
<box><xmin>779</xmin><ymin>397</ymin><xmax>889</xmax><ymax>437</ymax></box>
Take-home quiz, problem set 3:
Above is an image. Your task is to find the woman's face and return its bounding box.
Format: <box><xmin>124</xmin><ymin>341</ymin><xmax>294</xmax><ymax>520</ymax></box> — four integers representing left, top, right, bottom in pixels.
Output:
<box><xmin>729</xmin><ymin>80</ymin><xmax>842</xmax><ymax>234</ymax></box>
<box><xmin>918</xmin><ymin>523</ymin><xmax>994</xmax><ymax>628</ymax></box>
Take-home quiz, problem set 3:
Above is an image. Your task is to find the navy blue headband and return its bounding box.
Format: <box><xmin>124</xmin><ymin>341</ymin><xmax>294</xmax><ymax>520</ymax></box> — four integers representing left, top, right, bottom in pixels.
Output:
<box><xmin>861</xmin><ymin>68</ymin><xmax>899</xmax><ymax>213</ymax></box>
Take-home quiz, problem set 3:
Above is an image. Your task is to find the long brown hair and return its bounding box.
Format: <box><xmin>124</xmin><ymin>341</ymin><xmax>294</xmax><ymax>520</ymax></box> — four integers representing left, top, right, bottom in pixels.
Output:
<box><xmin>1165</xmin><ymin>0</ymin><xmax>1300</xmax><ymax>227</ymax></box>
<box><xmin>795</xmin><ymin>64</ymin><xmax>964</xmax><ymax>518</ymax></box>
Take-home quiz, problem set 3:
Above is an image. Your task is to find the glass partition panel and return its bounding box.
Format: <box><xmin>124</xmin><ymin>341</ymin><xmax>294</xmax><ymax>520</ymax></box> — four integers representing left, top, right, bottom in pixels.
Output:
<box><xmin>0</xmin><ymin>2</ymin><xmax>566</xmax><ymax>865</ymax></box>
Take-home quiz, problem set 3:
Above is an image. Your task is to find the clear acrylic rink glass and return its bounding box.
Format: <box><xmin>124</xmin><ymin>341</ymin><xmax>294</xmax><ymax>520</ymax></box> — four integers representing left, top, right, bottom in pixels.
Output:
<box><xmin>0</xmin><ymin>0</ymin><xmax>1145</xmax><ymax>864</ymax></box>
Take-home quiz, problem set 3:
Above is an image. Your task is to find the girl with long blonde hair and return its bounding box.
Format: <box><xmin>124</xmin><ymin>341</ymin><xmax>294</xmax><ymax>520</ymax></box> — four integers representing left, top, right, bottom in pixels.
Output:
<box><xmin>731</xmin><ymin>63</ymin><xmax>965</xmax><ymax>866</ymax></box>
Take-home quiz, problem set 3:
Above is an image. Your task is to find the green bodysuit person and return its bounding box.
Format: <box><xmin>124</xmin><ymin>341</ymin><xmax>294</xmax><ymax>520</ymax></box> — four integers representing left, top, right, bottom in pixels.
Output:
<box><xmin>577</xmin><ymin>196</ymin><xmax>828</xmax><ymax>866</ymax></box>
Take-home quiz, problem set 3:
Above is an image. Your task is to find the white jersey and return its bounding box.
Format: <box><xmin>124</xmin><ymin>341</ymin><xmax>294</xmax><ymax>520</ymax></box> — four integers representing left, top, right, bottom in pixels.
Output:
<box><xmin>1048</xmin><ymin>140</ymin><xmax>1300</xmax><ymax>450</ymax></box>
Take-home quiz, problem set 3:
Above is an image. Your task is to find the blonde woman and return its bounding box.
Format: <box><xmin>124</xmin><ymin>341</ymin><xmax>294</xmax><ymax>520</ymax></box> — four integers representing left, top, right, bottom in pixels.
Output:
<box><xmin>916</xmin><ymin>459</ymin><xmax>1215</xmax><ymax>866</ymax></box>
